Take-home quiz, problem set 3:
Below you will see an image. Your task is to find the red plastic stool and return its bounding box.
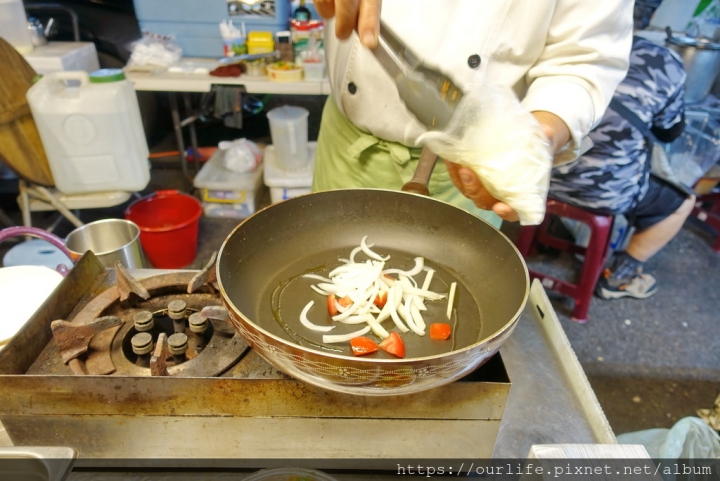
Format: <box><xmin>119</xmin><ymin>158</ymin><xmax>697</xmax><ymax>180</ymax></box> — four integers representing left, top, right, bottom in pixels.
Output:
<box><xmin>515</xmin><ymin>199</ymin><xmax>614</xmax><ymax>324</ymax></box>
<box><xmin>691</xmin><ymin>193</ymin><xmax>720</xmax><ymax>253</ymax></box>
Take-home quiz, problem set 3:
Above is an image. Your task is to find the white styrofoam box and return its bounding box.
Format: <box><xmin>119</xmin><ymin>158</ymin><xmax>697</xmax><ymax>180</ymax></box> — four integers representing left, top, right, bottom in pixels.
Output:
<box><xmin>193</xmin><ymin>148</ymin><xmax>264</xmax><ymax>218</ymax></box>
<box><xmin>263</xmin><ymin>141</ymin><xmax>315</xmax><ymax>204</ymax></box>
<box><xmin>24</xmin><ymin>42</ymin><xmax>100</xmax><ymax>74</ymax></box>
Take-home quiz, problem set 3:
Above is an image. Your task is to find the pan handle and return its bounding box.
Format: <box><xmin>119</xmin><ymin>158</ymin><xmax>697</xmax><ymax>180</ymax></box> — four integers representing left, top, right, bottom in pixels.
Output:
<box><xmin>401</xmin><ymin>145</ymin><xmax>438</xmax><ymax>196</ymax></box>
<box><xmin>0</xmin><ymin>226</ymin><xmax>76</xmax><ymax>275</ymax></box>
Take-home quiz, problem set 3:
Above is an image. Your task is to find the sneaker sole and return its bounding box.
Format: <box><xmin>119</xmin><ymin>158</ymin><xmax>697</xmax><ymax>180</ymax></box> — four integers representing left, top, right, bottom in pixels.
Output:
<box><xmin>597</xmin><ymin>286</ymin><xmax>658</xmax><ymax>300</ymax></box>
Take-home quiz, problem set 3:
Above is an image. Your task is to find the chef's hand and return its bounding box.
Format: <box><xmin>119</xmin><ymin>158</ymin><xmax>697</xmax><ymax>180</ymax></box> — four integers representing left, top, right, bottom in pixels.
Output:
<box><xmin>314</xmin><ymin>0</ymin><xmax>382</xmax><ymax>48</ymax></box>
<box><xmin>445</xmin><ymin>111</ymin><xmax>570</xmax><ymax>222</ymax></box>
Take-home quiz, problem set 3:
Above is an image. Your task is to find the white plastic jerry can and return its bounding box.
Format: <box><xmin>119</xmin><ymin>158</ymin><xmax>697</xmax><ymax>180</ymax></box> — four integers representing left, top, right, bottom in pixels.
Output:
<box><xmin>26</xmin><ymin>69</ymin><xmax>150</xmax><ymax>195</ymax></box>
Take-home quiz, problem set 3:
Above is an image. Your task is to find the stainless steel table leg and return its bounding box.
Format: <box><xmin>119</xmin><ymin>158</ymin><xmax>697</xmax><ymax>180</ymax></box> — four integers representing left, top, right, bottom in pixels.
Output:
<box><xmin>183</xmin><ymin>93</ymin><xmax>200</xmax><ymax>174</ymax></box>
<box><xmin>168</xmin><ymin>92</ymin><xmax>190</xmax><ymax>191</ymax></box>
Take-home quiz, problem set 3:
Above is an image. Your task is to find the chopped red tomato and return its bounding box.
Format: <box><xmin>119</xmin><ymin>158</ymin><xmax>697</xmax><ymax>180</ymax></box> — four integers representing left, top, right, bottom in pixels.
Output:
<box><xmin>327</xmin><ymin>294</ymin><xmax>338</xmax><ymax>316</ymax></box>
<box><xmin>350</xmin><ymin>336</ymin><xmax>379</xmax><ymax>356</ymax></box>
<box><xmin>378</xmin><ymin>331</ymin><xmax>405</xmax><ymax>358</ymax></box>
<box><xmin>429</xmin><ymin>323</ymin><xmax>452</xmax><ymax>341</ymax></box>
<box><xmin>374</xmin><ymin>290</ymin><xmax>388</xmax><ymax>308</ymax></box>
<box><xmin>338</xmin><ymin>295</ymin><xmax>353</xmax><ymax>308</ymax></box>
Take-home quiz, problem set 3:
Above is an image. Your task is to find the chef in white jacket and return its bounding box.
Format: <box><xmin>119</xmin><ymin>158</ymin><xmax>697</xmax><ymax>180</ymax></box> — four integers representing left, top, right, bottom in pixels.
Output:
<box><xmin>311</xmin><ymin>0</ymin><xmax>634</xmax><ymax>227</ymax></box>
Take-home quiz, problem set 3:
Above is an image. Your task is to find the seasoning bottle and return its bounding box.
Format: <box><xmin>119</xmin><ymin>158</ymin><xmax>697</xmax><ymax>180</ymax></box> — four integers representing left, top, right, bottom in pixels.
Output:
<box><xmin>276</xmin><ymin>31</ymin><xmax>294</xmax><ymax>63</ymax></box>
<box><xmin>293</xmin><ymin>0</ymin><xmax>311</xmax><ymax>21</ymax></box>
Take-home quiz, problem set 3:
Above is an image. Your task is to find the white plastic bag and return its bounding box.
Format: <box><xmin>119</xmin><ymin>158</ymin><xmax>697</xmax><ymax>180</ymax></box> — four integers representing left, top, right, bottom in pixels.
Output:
<box><xmin>617</xmin><ymin>417</ymin><xmax>720</xmax><ymax>459</ymax></box>
<box><xmin>219</xmin><ymin>138</ymin><xmax>262</xmax><ymax>173</ymax></box>
<box><xmin>418</xmin><ymin>83</ymin><xmax>552</xmax><ymax>225</ymax></box>
<box><xmin>128</xmin><ymin>32</ymin><xmax>182</xmax><ymax>67</ymax></box>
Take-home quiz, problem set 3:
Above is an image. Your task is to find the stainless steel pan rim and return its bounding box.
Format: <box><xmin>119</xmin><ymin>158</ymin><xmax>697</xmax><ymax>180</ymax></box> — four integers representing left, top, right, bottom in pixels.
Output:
<box><xmin>216</xmin><ymin>188</ymin><xmax>530</xmax><ymax>365</ymax></box>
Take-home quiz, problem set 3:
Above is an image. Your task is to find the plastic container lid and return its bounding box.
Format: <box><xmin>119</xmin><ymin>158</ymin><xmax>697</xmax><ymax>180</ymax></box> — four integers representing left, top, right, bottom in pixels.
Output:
<box><xmin>264</xmin><ymin>141</ymin><xmax>316</xmax><ymax>188</ymax></box>
<box><xmin>2</xmin><ymin>239</ymin><xmax>72</xmax><ymax>270</ymax></box>
<box><xmin>266</xmin><ymin>105</ymin><xmax>309</xmax><ymax>124</ymax></box>
<box><xmin>193</xmin><ymin>148</ymin><xmax>264</xmax><ymax>191</ymax></box>
<box><xmin>89</xmin><ymin>68</ymin><xmax>126</xmax><ymax>83</ymax></box>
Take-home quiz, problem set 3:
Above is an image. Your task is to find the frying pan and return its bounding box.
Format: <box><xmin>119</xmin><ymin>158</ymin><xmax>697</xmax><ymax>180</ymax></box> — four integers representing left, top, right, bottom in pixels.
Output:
<box><xmin>217</xmin><ymin>179</ymin><xmax>529</xmax><ymax>395</ymax></box>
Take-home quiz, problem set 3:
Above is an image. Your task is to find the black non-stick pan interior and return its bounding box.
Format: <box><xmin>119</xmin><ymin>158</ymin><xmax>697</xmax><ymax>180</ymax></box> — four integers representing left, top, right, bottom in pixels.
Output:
<box><xmin>218</xmin><ymin>189</ymin><xmax>528</xmax><ymax>359</ymax></box>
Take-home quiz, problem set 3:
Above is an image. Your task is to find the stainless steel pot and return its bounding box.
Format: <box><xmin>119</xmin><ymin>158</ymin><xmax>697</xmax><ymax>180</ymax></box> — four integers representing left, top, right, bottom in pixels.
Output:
<box><xmin>64</xmin><ymin>219</ymin><xmax>146</xmax><ymax>269</ymax></box>
<box><xmin>666</xmin><ymin>30</ymin><xmax>720</xmax><ymax>104</ymax></box>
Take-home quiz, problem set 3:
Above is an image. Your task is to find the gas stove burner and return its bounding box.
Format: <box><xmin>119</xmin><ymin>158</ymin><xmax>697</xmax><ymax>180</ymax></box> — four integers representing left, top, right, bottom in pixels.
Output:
<box><xmin>39</xmin><ymin>267</ymin><xmax>246</xmax><ymax>377</ymax></box>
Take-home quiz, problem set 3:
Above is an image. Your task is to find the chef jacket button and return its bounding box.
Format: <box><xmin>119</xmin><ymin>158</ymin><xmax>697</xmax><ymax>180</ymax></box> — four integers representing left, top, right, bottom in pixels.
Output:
<box><xmin>467</xmin><ymin>54</ymin><xmax>481</xmax><ymax>69</ymax></box>
<box><xmin>348</xmin><ymin>82</ymin><xmax>357</xmax><ymax>94</ymax></box>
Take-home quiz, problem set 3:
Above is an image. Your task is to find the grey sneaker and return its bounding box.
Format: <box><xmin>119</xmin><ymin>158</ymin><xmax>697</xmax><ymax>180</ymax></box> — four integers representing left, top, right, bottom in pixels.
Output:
<box><xmin>596</xmin><ymin>269</ymin><xmax>658</xmax><ymax>299</ymax></box>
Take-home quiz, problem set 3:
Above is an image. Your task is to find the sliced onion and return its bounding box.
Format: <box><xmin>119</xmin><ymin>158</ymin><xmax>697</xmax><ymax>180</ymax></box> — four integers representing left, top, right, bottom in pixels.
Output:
<box><xmin>310</xmin><ymin>285</ymin><xmax>331</xmax><ymax>296</ymax></box>
<box><xmin>400</xmin><ymin>285</ymin><xmax>446</xmax><ymax>301</ymax></box>
<box><xmin>383</xmin><ymin>257</ymin><xmax>424</xmax><ymax>277</ymax></box>
<box><xmin>388</xmin><ymin>283</ymin><xmax>409</xmax><ymax>333</ymax></box>
<box><xmin>410</xmin><ymin>303</ymin><xmax>426</xmax><ymax>331</ymax></box>
<box><xmin>338</xmin><ymin>314</ymin><xmax>373</xmax><ymax>325</ymax></box>
<box><xmin>300</xmin><ymin>301</ymin><xmax>335</xmax><ymax>332</ymax></box>
<box><xmin>303</xmin><ymin>273</ymin><xmax>331</xmax><ymax>283</ymax></box>
<box><xmin>447</xmin><ymin>281</ymin><xmax>457</xmax><ymax>320</ymax></box>
<box><xmin>403</xmin><ymin>295</ymin><xmax>425</xmax><ymax>336</ymax></box>
<box><xmin>365</xmin><ymin>314</ymin><xmax>389</xmax><ymax>339</ymax></box>
<box><xmin>421</xmin><ymin>269</ymin><xmax>435</xmax><ymax>291</ymax></box>
<box><xmin>361</xmin><ymin>235</ymin><xmax>389</xmax><ymax>261</ymax></box>
<box><xmin>322</xmin><ymin>326</ymin><xmax>371</xmax><ymax>344</ymax></box>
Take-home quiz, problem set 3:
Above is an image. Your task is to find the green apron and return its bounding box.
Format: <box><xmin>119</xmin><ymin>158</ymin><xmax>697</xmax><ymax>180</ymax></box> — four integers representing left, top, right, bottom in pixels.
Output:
<box><xmin>312</xmin><ymin>97</ymin><xmax>502</xmax><ymax>229</ymax></box>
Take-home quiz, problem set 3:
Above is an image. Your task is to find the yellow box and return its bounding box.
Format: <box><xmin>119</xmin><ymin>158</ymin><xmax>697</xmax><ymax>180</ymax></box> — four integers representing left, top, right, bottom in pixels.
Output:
<box><xmin>247</xmin><ymin>31</ymin><xmax>275</xmax><ymax>54</ymax></box>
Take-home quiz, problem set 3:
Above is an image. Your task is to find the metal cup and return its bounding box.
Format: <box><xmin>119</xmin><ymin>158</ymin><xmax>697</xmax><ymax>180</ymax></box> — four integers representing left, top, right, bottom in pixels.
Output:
<box><xmin>65</xmin><ymin>219</ymin><xmax>147</xmax><ymax>269</ymax></box>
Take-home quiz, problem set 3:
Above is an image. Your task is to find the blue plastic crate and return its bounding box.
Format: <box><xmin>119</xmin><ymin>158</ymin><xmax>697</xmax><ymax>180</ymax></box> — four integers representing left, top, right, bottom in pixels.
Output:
<box><xmin>133</xmin><ymin>0</ymin><xmax>290</xmax><ymax>58</ymax></box>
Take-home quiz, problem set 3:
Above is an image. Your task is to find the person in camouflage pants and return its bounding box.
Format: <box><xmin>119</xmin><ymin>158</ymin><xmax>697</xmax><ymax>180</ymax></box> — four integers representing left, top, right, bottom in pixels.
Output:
<box><xmin>549</xmin><ymin>9</ymin><xmax>696</xmax><ymax>300</ymax></box>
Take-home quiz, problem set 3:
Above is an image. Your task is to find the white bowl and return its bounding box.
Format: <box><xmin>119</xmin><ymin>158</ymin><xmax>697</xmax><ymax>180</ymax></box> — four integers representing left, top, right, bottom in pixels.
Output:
<box><xmin>0</xmin><ymin>265</ymin><xmax>62</xmax><ymax>345</ymax></box>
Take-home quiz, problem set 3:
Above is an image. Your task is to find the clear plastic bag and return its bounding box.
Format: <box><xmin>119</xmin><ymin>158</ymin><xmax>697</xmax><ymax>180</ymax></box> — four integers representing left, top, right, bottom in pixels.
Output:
<box><xmin>219</xmin><ymin>138</ymin><xmax>262</xmax><ymax>174</ymax></box>
<box><xmin>418</xmin><ymin>83</ymin><xmax>552</xmax><ymax>225</ymax></box>
<box><xmin>617</xmin><ymin>417</ymin><xmax>720</xmax><ymax>459</ymax></box>
<box><xmin>128</xmin><ymin>32</ymin><xmax>182</xmax><ymax>67</ymax></box>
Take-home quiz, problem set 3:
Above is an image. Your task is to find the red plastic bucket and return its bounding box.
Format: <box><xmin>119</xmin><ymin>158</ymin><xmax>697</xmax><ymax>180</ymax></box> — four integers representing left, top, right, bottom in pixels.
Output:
<box><xmin>125</xmin><ymin>190</ymin><xmax>203</xmax><ymax>268</ymax></box>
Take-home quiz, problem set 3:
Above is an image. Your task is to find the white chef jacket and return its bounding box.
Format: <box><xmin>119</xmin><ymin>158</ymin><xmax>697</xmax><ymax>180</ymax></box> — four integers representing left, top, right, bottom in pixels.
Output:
<box><xmin>324</xmin><ymin>0</ymin><xmax>634</xmax><ymax>163</ymax></box>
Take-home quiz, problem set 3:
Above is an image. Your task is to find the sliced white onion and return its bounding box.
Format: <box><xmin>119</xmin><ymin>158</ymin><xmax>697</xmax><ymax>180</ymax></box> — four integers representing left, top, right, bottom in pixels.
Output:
<box><xmin>299</xmin><ymin>301</ymin><xmax>335</xmax><ymax>332</ymax></box>
<box><xmin>447</xmin><ymin>281</ymin><xmax>457</xmax><ymax>320</ymax></box>
<box><xmin>348</xmin><ymin>245</ymin><xmax>364</xmax><ymax>263</ymax></box>
<box><xmin>322</xmin><ymin>326</ymin><xmax>371</xmax><ymax>344</ymax></box>
<box><xmin>303</xmin><ymin>273</ymin><xmax>331</xmax><ymax>283</ymax></box>
<box><xmin>361</xmin><ymin>235</ymin><xmax>389</xmax><ymax>261</ymax></box>
<box><xmin>388</xmin><ymin>283</ymin><xmax>409</xmax><ymax>333</ymax></box>
<box><xmin>421</xmin><ymin>269</ymin><xmax>435</xmax><ymax>291</ymax></box>
<box><xmin>400</xmin><ymin>285</ymin><xmax>446</xmax><ymax>301</ymax></box>
<box><xmin>402</xmin><ymin>295</ymin><xmax>425</xmax><ymax>336</ymax></box>
<box><xmin>310</xmin><ymin>285</ymin><xmax>331</xmax><ymax>296</ymax></box>
<box><xmin>383</xmin><ymin>257</ymin><xmax>424</xmax><ymax>277</ymax></box>
<box><xmin>338</xmin><ymin>314</ymin><xmax>373</xmax><ymax>325</ymax></box>
<box><xmin>365</xmin><ymin>314</ymin><xmax>389</xmax><ymax>339</ymax></box>
<box><xmin>410</xmin><ymin>303</ymin><xmax>426</xmax><ymax>331</ymax></box>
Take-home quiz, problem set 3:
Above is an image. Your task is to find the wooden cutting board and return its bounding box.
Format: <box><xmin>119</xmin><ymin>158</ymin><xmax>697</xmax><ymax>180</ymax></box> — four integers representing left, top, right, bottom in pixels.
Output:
<box><xmin>0</xmin><ymin>38</ymin><xmax>54</xmax><ymax>186</ymax></box>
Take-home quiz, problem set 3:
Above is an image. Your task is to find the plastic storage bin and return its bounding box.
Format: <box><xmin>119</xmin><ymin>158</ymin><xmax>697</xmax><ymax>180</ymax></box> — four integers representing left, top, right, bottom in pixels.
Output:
<box><xmin>264</xmin><ymin>142</ymin><xmax>316</xmax><ymax>204</ymax></box>
<box><xmin>193</xmin><ymin>148</ymin><xmax>264</xmax><ymax>219</ymax></box>
<box><xmin>26</xmin><ymin>69</ymin><xmax>150</xmax><ymax>195</ymax></box>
